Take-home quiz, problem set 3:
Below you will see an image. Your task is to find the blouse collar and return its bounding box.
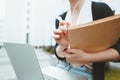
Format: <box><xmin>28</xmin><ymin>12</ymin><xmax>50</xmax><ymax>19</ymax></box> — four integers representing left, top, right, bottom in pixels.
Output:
<box><xmin>65</xmin><ymin>0</ymin><xmax>93</xmax><ymax>26</ymax></box>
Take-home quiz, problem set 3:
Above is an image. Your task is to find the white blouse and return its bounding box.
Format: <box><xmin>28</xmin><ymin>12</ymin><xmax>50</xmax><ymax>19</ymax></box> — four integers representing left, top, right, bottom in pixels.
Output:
<box><xmin>65</xmin><ymin>0</ymin><xmax>93</xmax><ymax>26</ymax></box>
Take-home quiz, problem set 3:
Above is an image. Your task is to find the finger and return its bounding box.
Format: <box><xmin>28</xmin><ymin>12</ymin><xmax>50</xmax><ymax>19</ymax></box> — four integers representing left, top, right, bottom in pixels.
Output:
<box><xmin>54</xmin><ymin>27</ymin><xmax>67</xmax><ymax>37</ymax></box>
<box><xmin>53</xmin><ymin>29</ymin><xmax>66</xmax><ymax>39</ymax></box>
<box><xmin>66</xmin><ymin>56</ymin><xmax>75</xmax><ymax>64</ymax></box>
<box><xmin>66</xmin><ymin>49</ymin><xmax>81</xmax><ymax>54</ymax></box>
<box><xmin>59</xmin><ymin>25</ymin><xmax>68</xmax><ymax>36</ymax></box>
<box><xmin>66</xmin><ymin>55</ymin><xmax>79</xmax><ymax>64</ymax></box>
<box><xmin>72</xmin><ymin>64</ymin><xmax>84</xmax><ymax>67</ymax></box>
<box><xmin>63</xmin><ymin>52</ymin><xmax>71</xmax><ymax>58</ymax></box>
<box><xmin>66</xmin><ymin>49</ymin><xmax>78</xmax><ymax>53</ymax></box>
<box><xmin>66</xmin><ymin>22</ymin><xmax>71</xmax><ymax>27</ymax></box>
<box><xmin>59</xmin><ymin>21</ymin><xmax>68</xmax><ymax>31</ymax></box>
<box><xmin>59</xmin><ymin>25</ymin><xmax>67</xmax><ymax>31</ymax></box>
<box><xmin>53</xmin><ymin>35</ymin><xmax>61</xmax><ymax>40</ymax></box>
<box><xmin>53</xmin><ymin>29</ymin><xmax>62</xmax><ymax>34</ymax></box>
<box><xmin>59</xmin><ymin>20</ymin><xmax>66</xmax><ymax>27</ymax></box>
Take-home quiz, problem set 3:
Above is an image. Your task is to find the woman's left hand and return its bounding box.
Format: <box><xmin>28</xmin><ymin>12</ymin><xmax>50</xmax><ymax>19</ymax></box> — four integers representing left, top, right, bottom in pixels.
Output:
<box><xmin>65</xmin><ymin>48</ymin><xmax>120</xmax><ymax>65</ymax></box>
<box><xmin>65</xmin><ymin>49</ymin><xmax>92</xmax><ymax>64</ymax></box>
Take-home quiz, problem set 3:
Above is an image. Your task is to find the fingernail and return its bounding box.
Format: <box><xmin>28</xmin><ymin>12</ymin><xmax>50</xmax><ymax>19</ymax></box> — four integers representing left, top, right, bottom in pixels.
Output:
<box><xmin>59</xmin><ymin>36</ymin><xmax>62</xmax><ymax>39</ymax></box>
<box><xmin>62</xmin><ymin>31</ymin><xmax>66</xmax><ymax>35</ymax></box>
<box><xmin>66</xmin><ymin>22</ymin><xmax>71</xmax><ymax>26</ymax></box>
<box><xmin>63</xmin><ymin>48</ymin><xmax>67</xmax><ymax>52</ymax></box>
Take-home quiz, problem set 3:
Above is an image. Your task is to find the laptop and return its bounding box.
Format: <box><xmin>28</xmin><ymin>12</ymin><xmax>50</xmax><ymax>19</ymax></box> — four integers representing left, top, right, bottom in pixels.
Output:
<box><xmin>4</xmin><ymin>42</ymin><xmax>87</xmax><ymax>80</ymax></box>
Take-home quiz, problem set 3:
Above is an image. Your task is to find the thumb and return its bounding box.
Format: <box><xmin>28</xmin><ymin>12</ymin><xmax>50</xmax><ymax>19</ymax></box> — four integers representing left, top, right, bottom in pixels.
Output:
<box><xmin>66</xmin><ymin>49</ymin><xmax>83</xmax><ymax>54</ymax></box>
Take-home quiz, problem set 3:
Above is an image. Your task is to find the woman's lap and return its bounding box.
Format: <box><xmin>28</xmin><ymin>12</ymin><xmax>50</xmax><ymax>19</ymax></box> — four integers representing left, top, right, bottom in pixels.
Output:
<box><xmin>56</xmin><ymin>60</ymin><xmax>93</xmax><ymax>80</ymax></box>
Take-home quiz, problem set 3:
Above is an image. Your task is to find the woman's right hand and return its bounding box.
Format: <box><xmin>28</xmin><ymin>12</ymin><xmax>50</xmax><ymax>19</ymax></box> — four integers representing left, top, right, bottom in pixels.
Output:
<box><xmin>53</xmin><ymin>20</ymin><xmax>70</xmax><ymax>48</ymax></box>
<box><xmin>53</xmin><ymin>20</ymin><xmax>71</xmax><ymax>58</ymax></box>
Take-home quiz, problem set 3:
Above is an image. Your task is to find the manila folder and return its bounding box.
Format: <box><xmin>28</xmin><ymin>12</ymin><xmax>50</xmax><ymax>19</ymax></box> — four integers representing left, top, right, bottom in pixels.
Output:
<box><xmin>68</xmin><ymin>14</ymin><xmax>120</xmax><ymax>53</ymax></box>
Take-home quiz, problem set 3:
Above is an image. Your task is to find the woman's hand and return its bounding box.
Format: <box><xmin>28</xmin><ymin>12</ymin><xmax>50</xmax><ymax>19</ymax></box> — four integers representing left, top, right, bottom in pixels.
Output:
<box><xmin>53</xmin><ymin>20</ymin><xmax>70</xmax><ymax>48</ymax></box>
<box><xmin>53</xmin><ymin>20</ymin><xmax>71</xmax><ymax>58</ymax></box>
<box><xmin>65</xmin><ymin>48</ymin><xmax>120</xmax><ymax>65</ymax></box>
<box><xmin>65</xmin><ymin>49</ymin><xmax>92</xmax><ymax>64</ymax></box>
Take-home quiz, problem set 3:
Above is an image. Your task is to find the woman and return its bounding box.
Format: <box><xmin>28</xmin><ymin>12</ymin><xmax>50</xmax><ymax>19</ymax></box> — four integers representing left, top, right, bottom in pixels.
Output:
<box><xmin>53</xmin><ymin>0</ymin><xmax>120</xmax><ymax>80</ymax></box>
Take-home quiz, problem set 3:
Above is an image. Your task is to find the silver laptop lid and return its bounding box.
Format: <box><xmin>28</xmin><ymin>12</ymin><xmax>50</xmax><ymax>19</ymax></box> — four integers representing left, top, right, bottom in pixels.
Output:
<box><xmin>4</xmin><ymin>42</ymin><xmax>44</xmax><ymax>80</ymax></box>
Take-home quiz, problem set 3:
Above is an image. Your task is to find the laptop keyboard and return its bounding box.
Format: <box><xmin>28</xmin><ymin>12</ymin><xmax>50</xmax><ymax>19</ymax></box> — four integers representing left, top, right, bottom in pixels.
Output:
<box><xmin>44</xmin><ymin>74</ymin><xmax>58</xmax><ymax>80</ymax></box>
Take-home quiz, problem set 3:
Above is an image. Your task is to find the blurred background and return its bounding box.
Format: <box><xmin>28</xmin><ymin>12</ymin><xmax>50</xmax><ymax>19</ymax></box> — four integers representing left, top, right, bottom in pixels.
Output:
<box><xmin>0</xmin><ymin>0</ymin><xmax>120</xmax><ymax>47</ymax></box>
<box><xmin>0</xmin><ymin>0</ymin><xmax>120</xmax><ymax>80</ymax></box>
